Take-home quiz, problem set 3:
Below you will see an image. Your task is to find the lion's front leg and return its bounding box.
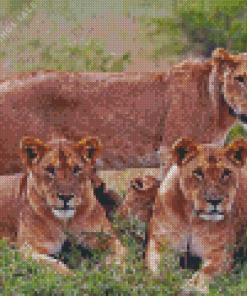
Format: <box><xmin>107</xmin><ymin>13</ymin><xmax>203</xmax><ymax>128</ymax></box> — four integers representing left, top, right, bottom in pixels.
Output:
<box><xmin>18</xmin><ymin>218</ymin><xmax>72</xmax><ymax>277</ymax></box>
<box><xmin>71</xmin><ymin>201</ymin><xmax>127</xmax><ymax>265</ymax></box>
<box><xmin>146</xmin><ymin>237</ymin><xmax>162</xmax><ymax>275</ymax></box>
<box><xmin>184</xmin><ymin>250</ymin><xmax>233</xmax><ymax>294</ymax></box>
<box><xmin>21</xmin><ymin>248</ymin><xmax>74</xmax><ymax>277</ymax></box>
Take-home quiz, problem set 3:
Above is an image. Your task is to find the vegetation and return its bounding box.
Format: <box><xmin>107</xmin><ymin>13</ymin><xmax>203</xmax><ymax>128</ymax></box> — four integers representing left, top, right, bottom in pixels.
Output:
<box><xmin>1</xmin><ymin>210</ymin><xmax>247</xmax><ymax>295</ymax></box>
<box><xmin>0</xmin><ymin>0</ymin><xmax>247</xmax><ymax>294</ymax></box>
<box><xmin>136</xmin><ymin>0</ymin><xmax>247</xmax><ymax>58</ymax></box>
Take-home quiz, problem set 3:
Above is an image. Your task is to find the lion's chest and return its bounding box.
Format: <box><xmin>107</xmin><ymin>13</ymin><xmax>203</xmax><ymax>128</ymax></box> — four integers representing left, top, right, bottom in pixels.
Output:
<box><xmin>172</xmin><ymin>232</ymin><xmax>205</xmax><ymax>258</ymax></box>
<box><xmin>42</xmin><ymin>232</ymin><xmax>68</xmax><ymax>254</ymax></box>
<box><xmin>189</xmin><ymin>234</ymin><xmax>206</xmax><ymax>258</ymax></box>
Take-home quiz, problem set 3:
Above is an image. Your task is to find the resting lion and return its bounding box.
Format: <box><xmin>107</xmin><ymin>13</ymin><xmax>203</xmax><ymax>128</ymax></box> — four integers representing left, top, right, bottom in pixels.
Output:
<box><xmin>0</xmin><ymin>136</ymin><xmax>126</xmax><ymax>276</ymax></box>
<box><xmin>117</xmin><ymin>175</ymin><xmax>160</xmax><ymax>224</ymax></box>
<box><xmin>0</xmin><ymin>48</ymin><xmax>247</xmax><ymax>179</ymax></box>
<box><xmin>146</xmin><ymin>137</ymin><xmax>247</xmax><ymax>294</ymax></box>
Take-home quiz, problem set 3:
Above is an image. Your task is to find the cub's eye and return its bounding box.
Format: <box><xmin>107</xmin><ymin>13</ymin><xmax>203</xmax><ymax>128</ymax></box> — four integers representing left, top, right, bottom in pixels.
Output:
<box><xmin>193</xmin><ymin>169</ymin><xmax>204</xmax><ymax>180</ymax></box>
<box><xmin>222</xmin><ymin>169</ymin><xmax>231</xmax><ymax>181</ymax></box>
<box><xmin>235</xmin><ymin>76</ymin><xmax>245</xmax><ymax>83</ymax></box>
<box><xmin>45</xmin><ymin>167</ymin><xmax>55</xmax><ymax>178</ymax></box>
<box><xmin>73</xmin><ymin>166</ymin><xmax>81</xmax><ymax>175</ymax></box>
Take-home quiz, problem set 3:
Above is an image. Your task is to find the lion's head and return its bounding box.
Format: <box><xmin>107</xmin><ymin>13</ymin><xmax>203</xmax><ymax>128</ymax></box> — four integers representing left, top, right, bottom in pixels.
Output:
<box><xmin>211</xmin><ymin>48</ymin><xmax>247</xmax><ymax>124</ymax></box>
<box><xmin>20</xmin><ymin>136</ymin><xmax>102</xmax><ymax>219</ymax></box>
<box><xmin>171</xmin><ymin>137</ymin><xmax>247</xmax><ymax>222</ymax></box>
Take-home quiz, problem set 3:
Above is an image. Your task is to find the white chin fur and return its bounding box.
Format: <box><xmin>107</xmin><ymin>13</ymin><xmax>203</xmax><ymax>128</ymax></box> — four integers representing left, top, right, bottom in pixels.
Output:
<box><xmin>199</xmin><ymin>213</ymin><xmax>224</xmax><ymax>222</ymax></box>
<box><xmin>52</xmin><ymin>208</ymin><xmax>76</xmax><ymax>219</ymax></box>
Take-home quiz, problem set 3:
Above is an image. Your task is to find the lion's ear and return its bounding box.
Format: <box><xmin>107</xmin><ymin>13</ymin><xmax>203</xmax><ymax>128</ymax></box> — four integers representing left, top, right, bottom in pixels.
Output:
<box><xmin>73</xmin><ymin>137</ymin><xmax>102</xmax><ymax>165</ymax></box>
<box><xmin>172</xmin><ymin>138</ymin><xmax>199</xmax><ymax>166</ymax></box>
<box><xmin>225</xmin><ymin>139</ymin><xmax>247</xmax><ymax>167</ymax></box>
<box><xmin>20</xmin><ymin>137</ymin><xmax>51</xmax><ymax>168</ymax></box>
<box><xmin>211</xmin><ymin>48</ymin><xmax>237</xmax><ymax>79</ymax></box>
<box><xmin>209</xmin><ymin>48</ymin><xmax>238</xmax><ymax>108</ymax></box>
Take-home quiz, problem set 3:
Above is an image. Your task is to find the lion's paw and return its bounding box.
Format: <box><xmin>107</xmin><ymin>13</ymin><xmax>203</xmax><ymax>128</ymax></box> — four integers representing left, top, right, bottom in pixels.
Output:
<box><xmin>182</xmin><ymin>273</ymin><xmax>210</xmax><ymax>295</ymax></box>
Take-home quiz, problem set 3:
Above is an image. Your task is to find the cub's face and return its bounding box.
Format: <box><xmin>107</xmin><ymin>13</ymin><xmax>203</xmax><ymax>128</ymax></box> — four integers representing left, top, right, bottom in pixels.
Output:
<box><xmin>172</xmin><ymin>138</ymin><xmax>247</xmax><ymax>222</ymax></box>
<box><xmin>20</xmin><ymin>137</ymin><xmax>101</xmax><ymax>219</ymax></box>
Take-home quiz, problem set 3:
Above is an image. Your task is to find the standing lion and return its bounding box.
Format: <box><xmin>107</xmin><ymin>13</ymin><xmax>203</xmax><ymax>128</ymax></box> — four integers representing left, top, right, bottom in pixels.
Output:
<box><xmin>0</xmin><ymin>49</ymin><xmax>247</xmax><ymax>181</ymax></box>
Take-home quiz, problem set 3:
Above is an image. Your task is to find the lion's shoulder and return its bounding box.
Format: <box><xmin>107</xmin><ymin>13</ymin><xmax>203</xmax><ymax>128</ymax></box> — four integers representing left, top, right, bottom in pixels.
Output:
<box><xmin>0</xmin><ymin>173</ymin><xmax>25</xmax><ymax>197</ymax></box>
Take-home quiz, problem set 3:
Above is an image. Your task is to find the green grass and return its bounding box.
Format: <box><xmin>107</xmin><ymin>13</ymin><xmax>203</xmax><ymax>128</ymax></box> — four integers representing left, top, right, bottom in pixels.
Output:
<box><xmin>0</xmin><ymin>235</ymin><xmax>181</xmax><ymax>295</ymax></box>
<box><xmin>1</xmin><ymin>206</ymin><xmax>247</xmax><ymax>295</ymax></box>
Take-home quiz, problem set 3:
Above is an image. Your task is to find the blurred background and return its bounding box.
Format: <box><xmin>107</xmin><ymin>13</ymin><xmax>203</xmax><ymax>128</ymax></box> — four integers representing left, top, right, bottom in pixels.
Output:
<box><xmin>1</xmin><ymin>0</ymin><xmax>247</xmax><ymax>191</ymax></box>
<box><xmin>1</xmin><ymin>0</ymin><xmax>247</xmax><ymax>74</ymax></box>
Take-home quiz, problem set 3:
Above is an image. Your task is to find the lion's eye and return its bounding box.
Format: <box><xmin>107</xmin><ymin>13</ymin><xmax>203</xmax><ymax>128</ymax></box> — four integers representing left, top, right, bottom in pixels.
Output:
<box><xmin>73</xmin><ymin>166</ymin><xmax>81</xmax><ymax>175</ymax></box>
<box><xmin>235</xmin><ymin>76</ymin><xmax>245</xmax><ymax>83</ymax></box>
<box><xmin>45</xmin><ymin>167</ymin><xmax>55</xmax><ymax>177</ymax></box>
<box><xmin>193</xmin><ymin>169</ymin><xmax>204</xmax><ymax>180</ymax></box>
<box><xmin>222</xmin><ymin>169</ymin><xmax>231</xmax><ymax>181</ymax></box>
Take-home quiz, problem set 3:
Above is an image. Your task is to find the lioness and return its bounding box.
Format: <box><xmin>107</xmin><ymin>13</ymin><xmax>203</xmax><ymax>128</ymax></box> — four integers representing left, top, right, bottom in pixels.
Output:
<box><xmin>0</xmin><ymin>137</ymin><xmax>126</xmax><ymax>276</ymax></box>
<box><xmin>146</xmin><ymin>137</ymin><xmax>247</xmax><ymax>293</ymax></box>
<box><xmin>0</xmin><ymin>49</ymin><xmax>247</xmax><ymax>178</ymax></box>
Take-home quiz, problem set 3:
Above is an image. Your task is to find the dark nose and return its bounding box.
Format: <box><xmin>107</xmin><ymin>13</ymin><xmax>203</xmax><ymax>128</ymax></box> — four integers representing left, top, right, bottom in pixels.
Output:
<box><xmin>58</xmin><ymin>194</ymin><xmax>74</xmax><ymax>202</ymax></box>
<box><xmin>207</xmin><ymin>199</ymin><xmax>222</xmax><ymax>206</ymax></box>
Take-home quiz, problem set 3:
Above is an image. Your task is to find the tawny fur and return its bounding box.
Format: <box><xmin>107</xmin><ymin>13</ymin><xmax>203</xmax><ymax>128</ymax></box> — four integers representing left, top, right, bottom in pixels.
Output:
<box><xmin>117</xmin><ymin>175</ymin><xmax>160</xmax><ymax>224</ymax></box>
<box><xmin>146</xmin><ymin>138</ymin><xmax>247</xmax><ymax>294</ymax></box>
<box><xmin>0</xmin><ymin>49</ymin><xmax>246</xmax><ymax>178</ymax></box>
<box><xmin>0</xmin><ymin>137</ymin><xmax>127</xmax><ymax>276</ymax></box>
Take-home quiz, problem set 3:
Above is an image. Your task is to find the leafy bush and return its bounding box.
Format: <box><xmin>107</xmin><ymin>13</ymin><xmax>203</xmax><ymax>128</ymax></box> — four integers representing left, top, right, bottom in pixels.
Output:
<box><xmin>142</xmin><ymin>0</ymin><xmax>247</xmax><ymax>57</ymax></box>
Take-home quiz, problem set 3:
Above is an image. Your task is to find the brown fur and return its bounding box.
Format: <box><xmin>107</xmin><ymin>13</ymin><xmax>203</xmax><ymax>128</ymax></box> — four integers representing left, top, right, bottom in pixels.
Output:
<box><xmin>117</xmin><ymin>175</ymin><xmax>160</xmax><ymax>224</ymax></box>
<box><xmin>0</xmin><ymin>137</ymin><xmax>126</xmax><ymax>276</ymax></box>
<box><xmin>146</xmin><ymin>138</ymin><xmax>247</xmax><ymax>293</ymax></box>
<box><xmin>0</xmin><ymin>49</ymin><xmax>246</xmax><ymax>177</ymax></box>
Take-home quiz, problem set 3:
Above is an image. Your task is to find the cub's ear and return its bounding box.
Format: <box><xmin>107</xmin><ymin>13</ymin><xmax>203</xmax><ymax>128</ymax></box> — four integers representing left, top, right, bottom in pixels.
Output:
<box><xmin>130</xmin><ymin>175</ymin><xmax>160</xmax><ymax>191</ymax></box>
<box><xmin>172</xmin><ymin>138</ymin><xmax>200</xmax><ymax>166</ymax></box>
<box><xmin>211</xmin><ymin>48</ymin><xmax>237</xmax><ymax>78</ymax></box>
<box><xmin>225</xmin><ymin>139</ymin><xmax>247</xmax><ymax>167</ymax></box>
<box><xmin>73</xmin><ymin>137</ymin><xmax>102</xmax><ymax>165</ymax></box>
<box><xmin>20</xmin><ymin>137</ymin><xmax>51</xmax><ymax>167</ymax></box>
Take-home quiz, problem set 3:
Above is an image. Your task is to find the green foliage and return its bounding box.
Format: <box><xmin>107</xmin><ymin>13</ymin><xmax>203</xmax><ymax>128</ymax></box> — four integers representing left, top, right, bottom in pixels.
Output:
<box><xmin>225</xmin><ymin>123</ymin><xmax>247</xmax><ymax>145</ymax></box>
<box><xmin>145</xmin><ymin>0</ymin><xmax>247</xmax><ymax>57</ymax></box>
<box><xmin>1</xmin><ymin>204</ymin><xmax>247</xmax><ymax>295</ymax></box>
<box><xmin>9</xmin><ymin>0</ymin><xmax>33</xmax><ymax>14</ymax></box>
<box><xmin>4</xmin><ymin>37</ymin><xmax>131</xmax><ymax>72</ymax></box>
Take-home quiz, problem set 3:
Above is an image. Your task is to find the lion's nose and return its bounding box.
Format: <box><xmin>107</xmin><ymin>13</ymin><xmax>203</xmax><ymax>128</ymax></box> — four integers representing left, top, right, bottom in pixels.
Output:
<box><xmin>207</xmin><ymin>199</ymin><xmax>222</xmax><ymax>206</ymax></box>
<box><xmin>58</xmin><ymin>194</ymin><xmax>74</xmax><ymax>202</ymax></box>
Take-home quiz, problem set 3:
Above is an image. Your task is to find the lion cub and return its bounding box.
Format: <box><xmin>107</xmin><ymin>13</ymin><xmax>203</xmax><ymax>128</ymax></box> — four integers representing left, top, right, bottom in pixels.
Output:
<box><xmin>0</xmin><ymin>137</ymin><xmax>126</xmax><ymax>276</ymax></box>
<box><xmin>117</xmin><ymin>175</ymin><xmax>160</xmax><ymax>224</ymax></box>
<box><xmin>146</xmin><ymin>138</ymin><xmax>247</xmax><ymax>293</ymax></box>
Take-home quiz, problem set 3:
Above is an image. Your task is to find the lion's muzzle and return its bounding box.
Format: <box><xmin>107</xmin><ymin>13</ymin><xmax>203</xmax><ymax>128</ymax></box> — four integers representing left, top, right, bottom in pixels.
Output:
<box><xmin>57</xmin><ymin>193</ymin><xmax>75</xmax><ymax>211</ymax></box>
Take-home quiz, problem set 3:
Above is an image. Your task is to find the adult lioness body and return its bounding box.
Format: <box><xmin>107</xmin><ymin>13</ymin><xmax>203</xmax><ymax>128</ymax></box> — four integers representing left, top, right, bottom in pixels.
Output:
<box><xmin>0</xmin><ymin>49</ymin><xmax>247</xmax><ymax>176</ymax></box>
<box><xmin>0</xmin><ymin>137</ymin><xmax>126</xmax><ymax>276</ymax></box>
<box><xmin>146</xmin><ymin>138</ymin><xmax>247</xmax><ymax>293</ymax></box>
